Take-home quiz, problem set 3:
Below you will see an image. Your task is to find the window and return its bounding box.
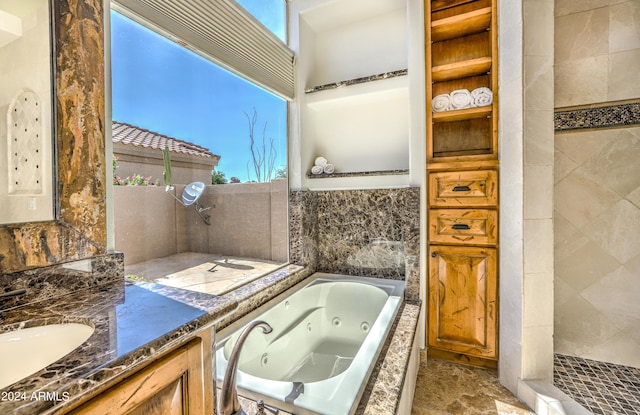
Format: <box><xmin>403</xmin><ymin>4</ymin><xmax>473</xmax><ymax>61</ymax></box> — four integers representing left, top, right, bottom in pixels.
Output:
<box><xmin>110</xmin><ymin>2</ymin><xmax>290</xmax><ymax>295</ymax></box>
<box><xmin>235</xmin><ymin>0</ymin><xmax>286</xmax><ymax>42</ymax></box>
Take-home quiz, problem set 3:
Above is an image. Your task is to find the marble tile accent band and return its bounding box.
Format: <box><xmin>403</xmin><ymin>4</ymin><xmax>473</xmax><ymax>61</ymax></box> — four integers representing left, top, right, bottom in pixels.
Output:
<box><xmin>305</xmin><ymin>69</ymin><xmax>408</xmax><ymax>94</ymax></box>
<box><xmin>555</xmin><ymin>101</ymin><xmax>640</xmax><ymax>131</ymax></box>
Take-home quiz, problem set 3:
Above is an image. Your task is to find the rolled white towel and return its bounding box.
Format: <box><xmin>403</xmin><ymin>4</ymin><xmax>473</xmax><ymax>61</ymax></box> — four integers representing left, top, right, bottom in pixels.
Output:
<box><xmin>471</xmin><ymin>87</ymin><xmax>493</xmax><ymax>107</ymax></box>
<box><xmin>323</xmin><ymin>164</ymin><xmax>335</xmax><ymax>174</ymax></box>
<box><xmin>450</xmin><ymin>89</ymin><xmax>474</xmax><ymax>110</ymax></box>
<box><xmin>432</xmin><ymin>94</ymin><xmax>451</xmax><ymax>113</ymax></box>
<box><xmin>311</xmin><ymin>165</ymin><xmax>324</xmax><ymax>175</ymax></box>
<box><xmin>314</xmin><ymin>156</ymin><xmax>328</xmax><ymax>166</ymax></box>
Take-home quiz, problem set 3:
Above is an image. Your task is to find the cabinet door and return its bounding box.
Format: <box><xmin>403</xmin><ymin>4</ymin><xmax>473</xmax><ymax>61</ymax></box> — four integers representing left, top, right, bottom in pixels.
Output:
<box><xmin>68</xmin><ymin>338</ymin><xmax>206</xmax><ymax>415</ymax></box>
<box><xmin>428</xmin><ymin>245</ymin><xmax>497</xmax><ymax>359</ymax></box>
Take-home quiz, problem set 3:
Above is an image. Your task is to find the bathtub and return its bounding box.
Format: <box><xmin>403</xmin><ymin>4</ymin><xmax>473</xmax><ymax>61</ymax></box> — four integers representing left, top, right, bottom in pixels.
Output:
<box><xmin>215</xmin><ymin>273</ymin><xmax>405</xmax><ymax>415</ymax></box>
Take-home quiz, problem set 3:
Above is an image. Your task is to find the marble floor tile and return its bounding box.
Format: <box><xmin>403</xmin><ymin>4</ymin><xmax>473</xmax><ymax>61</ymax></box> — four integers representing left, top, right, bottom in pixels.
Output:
<box><xmin>412</xmin><ymin>358</ymin><xmax>534</xmax><ymax>415</ymax></box>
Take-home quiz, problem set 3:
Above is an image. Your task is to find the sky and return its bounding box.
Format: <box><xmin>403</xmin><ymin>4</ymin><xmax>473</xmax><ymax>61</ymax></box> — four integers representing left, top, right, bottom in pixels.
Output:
<box><xmin>110</xmin><ymin>1</ymin><xmax>287</xmax><ymax>182</ymax></box>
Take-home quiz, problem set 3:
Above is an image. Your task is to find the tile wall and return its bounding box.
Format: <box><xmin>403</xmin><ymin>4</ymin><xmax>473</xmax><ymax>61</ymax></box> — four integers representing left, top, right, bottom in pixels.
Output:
<box><xmin>553</xmin><ymin>0</ymin><xmax>640</xmax><ymax>368</ymax></box>
<box><xmin>289</xmin><ymin>187</ymin><xmax>421</xmax><ymax>303</ymax></box>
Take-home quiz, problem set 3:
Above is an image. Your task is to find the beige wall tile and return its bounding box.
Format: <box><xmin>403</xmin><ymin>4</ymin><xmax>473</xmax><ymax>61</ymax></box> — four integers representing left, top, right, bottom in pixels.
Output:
<box><xmin>582</xmin><ymin>199</ymin><xmax>640</xmax><ymax>263</ymax></box>
<box><xmin>554</xmin><ymin>129</ymin><xmax>612</xmax><ymax>166</ymax></box>
<box><xmin>577</xmin><ymin>129</ymin><xmax>640</xmax><ymax>196</ymax></box>
<box><xmin>554</xmin><ymin>228</ymin><xmax>620</xmax><ymax>291</ymax></box>
<box><xmin>524</xmin><ymin>55</ymin><xmax>555</xmax><ymax>111</ymax></box>
<box><xmin>609</xmin><ymin>1</ymin><xmax>640</xmax><ymax>53</ymax></box>
<box><xmin>524</xmin><ymin>218</ymin><xmax>554</xmax><ymax>273</ymax></box>
<box><xmin>555</xmin><ymin>9</ymin><xmax>609</xmax><ymax>62</ymax></box>
<box><xmin>522</xmin><ymin>325</ymin><xmax>554</xmax><ymax>379</ymax></box>
<box><xmin>555</xmin><ymin>0</ymin><xmax>622</xmax><ymax>17</ymax></box>
<box><xmin>608</xmin><ymin>49</ymin><xmax>640</xmax><ymax>101</ymax></box>
<box><xmin>554</xmin><ymin>295</ymin><xmax>620</xmax><ymax>355</ymax></box>
<box><xmin>524</xmin><ymin>1</ymin><xmax>555</xmax><ymax>56</ymax></box>
<box><xmin>554</xmin><ymin>171</ymin><xmax>620</xmax><ymax>228</ymax></box>
<box><xmin>525</xmin><ymin>165</ymin><xmax>554</xmax><ymax>219</ymax></box>
<box><xmin>554</xmin><ymin>56</ymin><xmax>608</xmax><ymax>107</ymax></box>
<box><xmin>525</xmin><ymin>110</ymin><xmax>555</xmax><ymax>166</ymax></box>
<box><xmin>581</xmin><ymin>265</ymin><xmax>640</xmax><ymax>322</ymax></box>
<box><xmin>524</xmin><ymin>272</ymin><xmax>554</xmax><ymax>327</ymax></box>
<box><xmin>553</xmin><ymin>149</ymin><xmax>577</xmax><ymax>184</ymax></box>
<box><xmin>585</xmin><ymin>331</ymin><xmax>640</xmax><ymax>367</ymax></box>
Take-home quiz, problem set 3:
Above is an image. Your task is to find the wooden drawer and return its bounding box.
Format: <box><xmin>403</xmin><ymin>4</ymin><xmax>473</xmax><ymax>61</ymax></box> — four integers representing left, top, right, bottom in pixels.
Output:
<box><xmin>428</xmin><ymin>169</ymin><xmax>497</xmax><ymax>207</ymax></box>
<box><xmin>429</xmin><ymin>209</ymin><xmax>497</xmax><ymax>245</ymax></box>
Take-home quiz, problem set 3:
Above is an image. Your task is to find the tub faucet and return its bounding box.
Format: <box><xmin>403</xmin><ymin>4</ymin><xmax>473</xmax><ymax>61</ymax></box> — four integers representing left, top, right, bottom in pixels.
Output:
<box><xmin>219</xmin><ymin>320</ymin><xmax>273</xmax><ymax>415</ymax></box>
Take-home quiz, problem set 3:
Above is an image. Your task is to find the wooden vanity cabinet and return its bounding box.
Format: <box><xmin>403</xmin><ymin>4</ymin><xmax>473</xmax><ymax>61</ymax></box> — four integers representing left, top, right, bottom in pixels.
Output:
<box><xmin>425</xmin><ymin>0</ymin><xmax>499</xmax><ymax>369</ymax></box>
<box><xmin>67</xmin><ymin>333</ymin><xmax>213</xmax><ymax>415</ymax></box>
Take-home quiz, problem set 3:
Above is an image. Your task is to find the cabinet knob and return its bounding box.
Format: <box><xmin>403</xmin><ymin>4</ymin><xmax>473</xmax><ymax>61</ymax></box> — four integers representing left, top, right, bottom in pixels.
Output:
<box><xmin>431</xmin><ymin>252</ymin><xmax>437</xmax><ymax>258</ymax></box>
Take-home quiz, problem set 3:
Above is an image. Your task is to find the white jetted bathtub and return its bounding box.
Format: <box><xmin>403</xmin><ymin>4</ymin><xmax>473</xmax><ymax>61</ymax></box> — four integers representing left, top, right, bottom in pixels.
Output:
<box><xmin>215</xmin><ymin>273</ymin><xmax>405</xmax><ymax>415</ymax></box>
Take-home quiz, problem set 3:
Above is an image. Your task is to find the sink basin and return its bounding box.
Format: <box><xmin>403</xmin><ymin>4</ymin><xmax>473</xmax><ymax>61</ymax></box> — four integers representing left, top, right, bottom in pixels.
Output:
<box><xmin>0</xmin><ymin>323</ymin><xmax>94</xmax><ymax>389</ymax></box>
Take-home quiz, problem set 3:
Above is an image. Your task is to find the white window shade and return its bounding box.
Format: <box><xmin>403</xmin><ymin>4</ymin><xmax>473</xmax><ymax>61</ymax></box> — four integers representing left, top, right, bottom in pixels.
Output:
<box><xmin>112</xmin><ymin>0</ymin><xmax>295</xmax><ymax>99</ymax></box>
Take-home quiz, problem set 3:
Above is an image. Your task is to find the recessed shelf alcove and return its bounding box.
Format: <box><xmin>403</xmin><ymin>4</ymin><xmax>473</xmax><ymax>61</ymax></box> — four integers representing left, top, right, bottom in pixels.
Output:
<box><xmin>293</xmin><ymin>0</ymin><xmax>409</xmax><ymax>189</ymax></box>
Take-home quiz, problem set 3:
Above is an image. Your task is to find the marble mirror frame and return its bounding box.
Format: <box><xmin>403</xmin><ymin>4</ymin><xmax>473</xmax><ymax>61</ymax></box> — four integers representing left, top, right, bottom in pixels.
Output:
<box><xmin>0</xmin><ymin>0</ymin><xmax>107</xmax><ymax>274</ymax></box>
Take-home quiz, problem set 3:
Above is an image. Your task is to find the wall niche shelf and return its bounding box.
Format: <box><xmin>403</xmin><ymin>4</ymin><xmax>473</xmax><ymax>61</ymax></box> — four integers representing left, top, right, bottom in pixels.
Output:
<box><xmin>305</xmin><ymin>69</ymin><xmax>408</xmax><ymax>94</ymax></box>
<box><xmin>305</xmin><ymin>73</ymin><xmax>408</xmax><ymax>110</ymax></box>
<box><xmin>306</xmin><ymin>169</ymin><xmax>409</xmax><ymax>179</ymax></box>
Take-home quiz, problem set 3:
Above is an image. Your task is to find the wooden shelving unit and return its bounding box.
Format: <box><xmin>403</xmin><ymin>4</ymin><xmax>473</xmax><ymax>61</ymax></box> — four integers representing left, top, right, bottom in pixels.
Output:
<box><xmin>425</xmin><ymin>0</ymin><xmax>499</xmax><ymax>368</ymax></box>
<box><xmin>426</xmin><ymin>0</ymin><xmax>497</xmax><ymax>163</ymax></box>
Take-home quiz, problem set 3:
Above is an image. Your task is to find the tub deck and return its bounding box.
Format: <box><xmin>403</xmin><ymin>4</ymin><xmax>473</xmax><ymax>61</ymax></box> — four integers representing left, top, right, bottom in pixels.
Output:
<box><xmin>124</xmin><ymin>252</ymin><xmax>284</xmax><ymax>295</ymax></box>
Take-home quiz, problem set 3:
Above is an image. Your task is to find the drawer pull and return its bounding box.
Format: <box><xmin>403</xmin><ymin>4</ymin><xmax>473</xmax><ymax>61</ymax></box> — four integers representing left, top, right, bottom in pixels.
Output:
<box><xmin>452</xmin><ymin>185</ymin><xmax>471</xmax><ymax>192</ymax></box>
<box><xmin>452</xmin><ymin>224</ymin><xmax>471</xmax><ymax>230</ymax></box>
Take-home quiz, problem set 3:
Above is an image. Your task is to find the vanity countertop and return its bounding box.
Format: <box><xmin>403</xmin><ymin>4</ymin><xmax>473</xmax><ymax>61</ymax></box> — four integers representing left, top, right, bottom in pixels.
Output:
<box><xmin>0</xmin><ymin>279</ymin><xmax>236</xmax><ymax>414</ymax></box>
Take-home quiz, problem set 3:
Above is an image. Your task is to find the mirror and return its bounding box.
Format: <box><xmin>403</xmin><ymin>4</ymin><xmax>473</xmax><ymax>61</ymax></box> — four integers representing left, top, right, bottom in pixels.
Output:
<box><xmin>0</xmin><ymin>0</ymin><xmax>54</xmax><ymax>224</ymax></box>
<box><xmin>181</xmin><ymin>182</ymin><xmax>205</xmax><ymax>206</ymax></box>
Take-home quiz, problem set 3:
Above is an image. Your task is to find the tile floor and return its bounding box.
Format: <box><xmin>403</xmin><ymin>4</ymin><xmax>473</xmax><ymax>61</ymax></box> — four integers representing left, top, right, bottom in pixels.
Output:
<box><xmin>411</xmin><ymin>358</ymin><xmax>534</xmax><ymax>415</ymax></box>
<box><xmin>554</xmin><ymin>353</ymin><xmax>640</xmax><ymax>415</ymax></box>
<box><xmin>124</xmin><ymin>252</ymin><xmax>283</xmax><ymax>295</ymax></box>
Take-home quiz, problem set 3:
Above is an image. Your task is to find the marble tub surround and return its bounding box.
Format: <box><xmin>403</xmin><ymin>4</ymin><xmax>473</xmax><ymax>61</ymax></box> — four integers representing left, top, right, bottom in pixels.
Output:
<box><xmin>289</xmin><ymin>188</ymin><xmax>421</xmax><ymax>302</ymax></box>
<box><xmin>356</xmin><ymin>302</ymin><xmax>420</xmax><ymax>415</ymax></box>
<box><xmin>289</xmin><ymin>190</ymin><xmax>320</xmax><ymax>272</ymax></box>
<box><xmin>0</xmin><ymin>253</ymin><xmax>123</xmax><ymax>313</ymax></box>
<box><xmin>0</xmin><ymin>279</ymin><xmax>235</xmax><ymax>414</ymax></box>
<box><xmin>304</xmin><ymin>68</ymin><xmax>408</xmax><ymax>94</ymax></box>
<box><xmin>316</xmin><ymin>187</ymin><xmax>421</xmax><ymax>302</ymax></box>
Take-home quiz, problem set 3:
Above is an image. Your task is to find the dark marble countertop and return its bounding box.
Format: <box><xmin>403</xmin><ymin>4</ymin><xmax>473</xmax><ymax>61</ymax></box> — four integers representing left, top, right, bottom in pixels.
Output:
<box><xmin>0</xmin><ymin>280</ymin><xmax>236</xmax><ymax>414</ymax></box>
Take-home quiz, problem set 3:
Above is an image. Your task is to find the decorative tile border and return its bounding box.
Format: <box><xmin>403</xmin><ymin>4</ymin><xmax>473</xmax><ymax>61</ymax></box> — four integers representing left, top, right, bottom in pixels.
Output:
<box><xmin>554</xmin><ymin>353</ymin><xmax>640</xmax><ymax>415</ymax></box>
<box><xmin>555</xmin><ymin>102</ymin><xmax>640</xmax><ymax>131</ymax></box>
<box><xmin>305</xmin><ymin>69</ymin><xmax>408</xmax><ymax>94</ymax></box>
